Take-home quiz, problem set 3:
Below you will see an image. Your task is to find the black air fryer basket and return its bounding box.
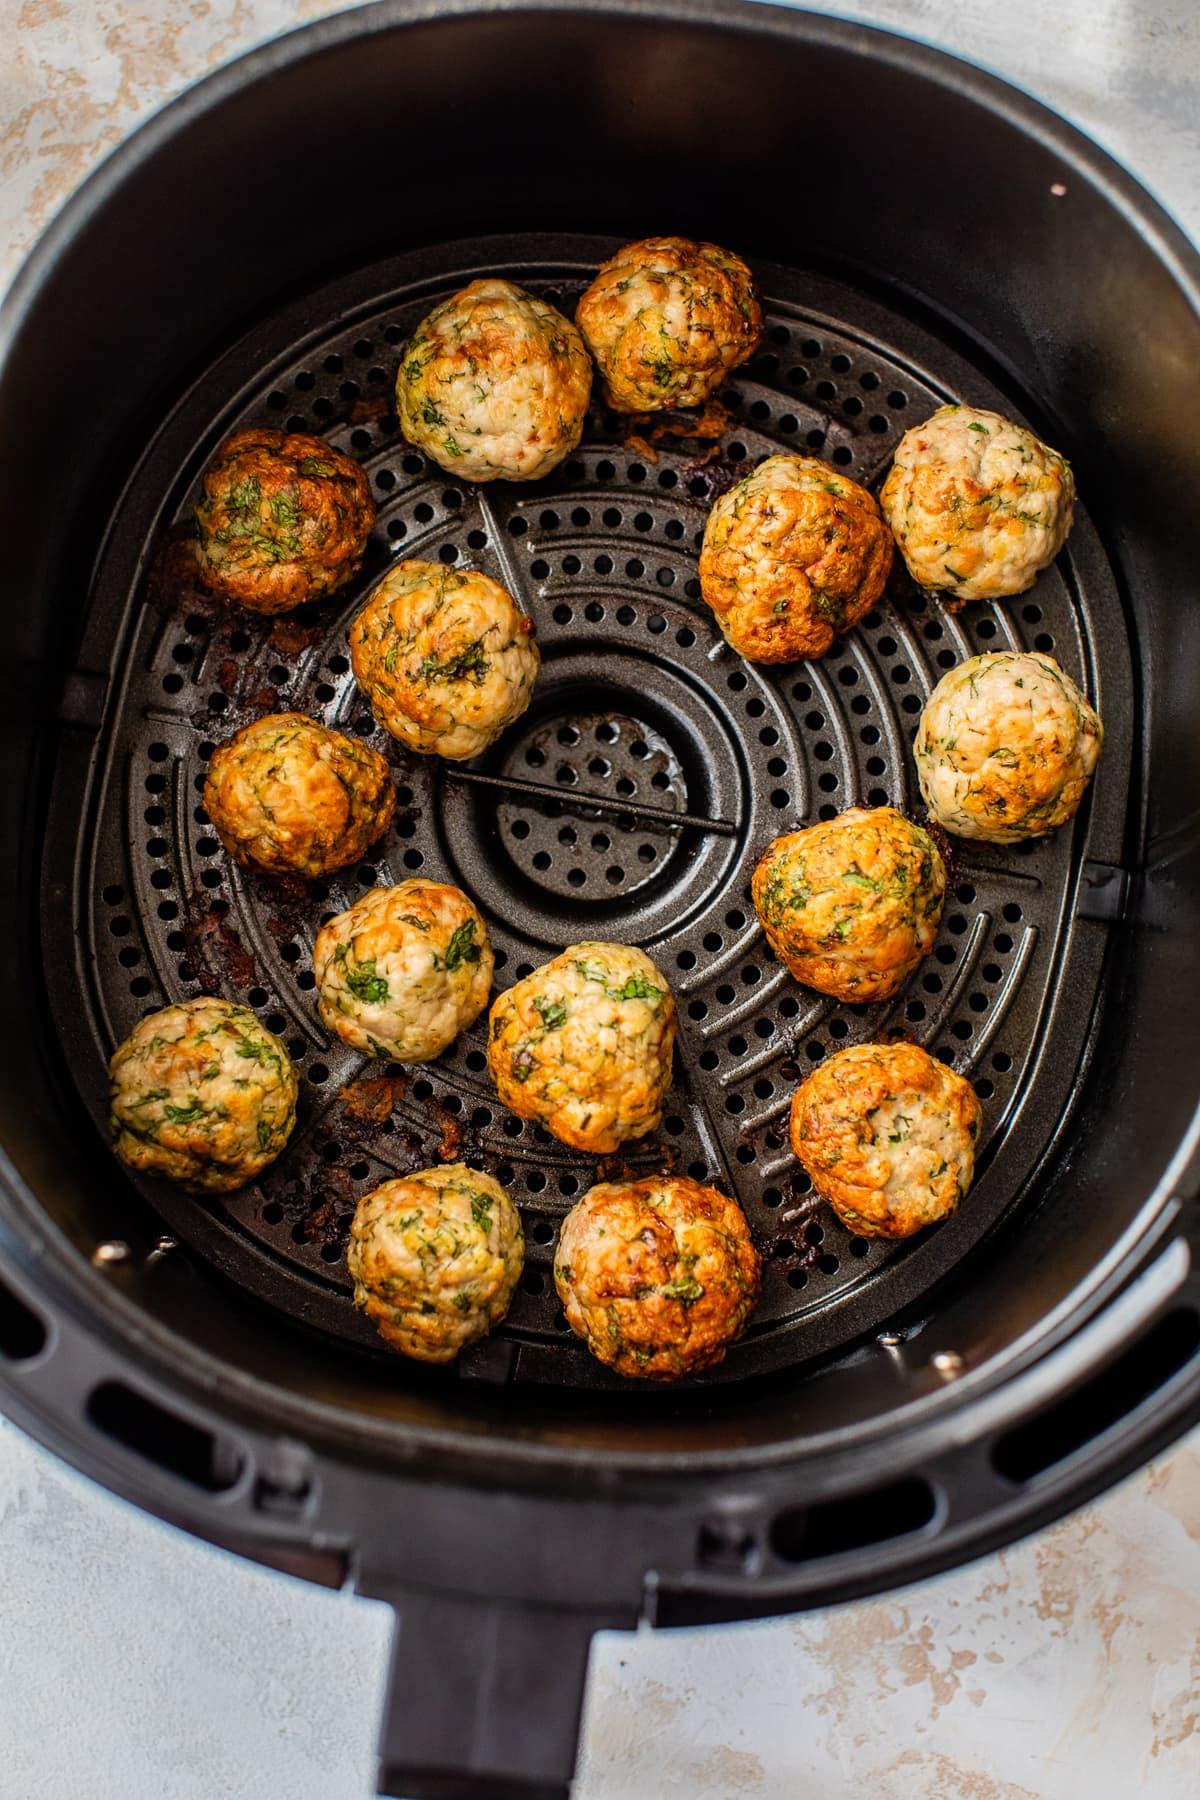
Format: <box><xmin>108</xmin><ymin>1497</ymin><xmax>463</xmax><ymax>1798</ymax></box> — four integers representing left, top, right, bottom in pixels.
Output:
<box><xmin>1</xmin><ymin>3</ymin><xmax>1198</xmax><ymax>1794</ymax></box>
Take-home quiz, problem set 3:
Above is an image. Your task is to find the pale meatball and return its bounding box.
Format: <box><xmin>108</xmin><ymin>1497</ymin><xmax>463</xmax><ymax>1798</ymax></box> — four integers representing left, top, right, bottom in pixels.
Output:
<box><xmin>203</xmin><ymin>713</ymin><xmax>395</xmax><ymax>878</ymax></box>
<box><xmin>914</xmin><ymin>651</ymin><xmax>1103</xmax><ymax>843</ymax></box>
<box><xmin>880</xmin><ymin>404</ymin><xmax>1075</xmax><ymax>603</ymax></box>
<box><xmin>108</xmin><ymin>998</ymin><xmax>298</xmax><ymax>1193</ymax></box>
<box><xmin>575</xmin><ymin>236</ymin><xmax>761</xmax><ymax>412</ymax></box>
<box><xmin>752</xmin><ymin>807</ymin><xmax>946</xmax><ymax>1003</ymax></box>
<box><xmin>395</xmin><ymin>278</ymin><xmax>592</xmax><ymax>481</ymax></box>
<box><xmin>194</xmin><ymin>428</ymin><xmax>375</xmax><ymax>614</ymax></box>
<box><xmin>348</xmin><ymin>1164</ymin><xmax>523</xmax><ymax>1361</ymax></box>
<box><xmin>314</xmin><ymin>880</ymin><xmax>493</xmax><ymax>1063</ymax></box>
<box><xmin>790</xmin><ymin>1041</ymin><xmax>982</xmax><ymax>1239</ymax></box>
<box><xmin>349</xmin><ymin>562</ymin><xmax>539</xmax><ymax>760</ymax></box>
<box><xmin>487</xmin><ymin>943</ymin><xmax>677</xmax><ymax>1154</ymax></box>
<box><xmin>699</xmin><ymin>456</ymin><xmax>893</xmax><ymax>662</ymax></box>
<box><xmin>554</xmin><ymin>1175</ymin><xmax>761</xmax><ymax>1381</ymax></box>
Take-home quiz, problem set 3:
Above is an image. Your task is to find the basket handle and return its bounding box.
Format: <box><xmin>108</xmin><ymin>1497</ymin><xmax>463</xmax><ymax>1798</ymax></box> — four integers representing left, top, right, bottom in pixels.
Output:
<box><xmin>374</xmin><ymin>1589</ymin><xmax>600</xmax><ymax>1799</ymax></box>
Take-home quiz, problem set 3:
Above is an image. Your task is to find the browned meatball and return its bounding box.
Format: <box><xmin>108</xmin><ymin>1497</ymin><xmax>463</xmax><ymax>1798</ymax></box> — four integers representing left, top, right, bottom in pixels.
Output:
<box><xmin>554</xmin><ymin>1175</ymin><xmax>761</xmax><ymax>1380</ymax></box>
<box><xmin>699</xmin><ymin>456</ymin><xmax>893</xmax><ymax>662</ymax></box>
<box><xmin>751</xmin><ymin>807</ymin><xmax>946</xmax><ymax>1002</ymax></box>
<box><xmin>108</xmin><ymin>998</ymin><xmax>298</xmax><ymax>1194</ymax></box>
<box><xmin>576</xmin><ymin>236</ymin><xmax>761</xmax><ymax>412</ymax></box>
<box><xmin>487</xmin><ymin>943</ymin><xmax>677</xmax><ymax>1154</ymax></box>
<box><xmin>203</xmin><ymin>713</ymin><xmax>395</xmax><ymax>877</ymax></box>
<box><xmin>194</xmin><ymin>428</ymin><xmax>375</xmax><ymax>614</ymax></box>
<box><xmin>790</xmin><ymin>1041</ymin><xmax>981</xmax><ymax>1240</ymax></box>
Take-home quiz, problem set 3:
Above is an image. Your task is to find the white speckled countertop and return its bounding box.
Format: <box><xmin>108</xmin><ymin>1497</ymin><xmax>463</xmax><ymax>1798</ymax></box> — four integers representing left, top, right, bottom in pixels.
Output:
<box><xmin>1</xmin><ymin>3</ymin><xmax>1198</xmax><ymax>1796</ymax></box>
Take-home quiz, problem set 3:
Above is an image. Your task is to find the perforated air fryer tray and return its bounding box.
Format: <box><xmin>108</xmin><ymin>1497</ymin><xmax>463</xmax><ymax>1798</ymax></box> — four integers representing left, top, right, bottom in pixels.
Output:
<box><xmin>42</xmin><ymin>236</ymin><xmax>1133</xmax><ymax>1389</ymax></box>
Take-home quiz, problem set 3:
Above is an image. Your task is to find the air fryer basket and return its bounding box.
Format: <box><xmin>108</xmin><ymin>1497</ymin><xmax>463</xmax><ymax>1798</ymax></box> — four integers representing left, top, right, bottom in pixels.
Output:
<box><xmin>1</xmin><ymin>5</ymin><xmax>1198</xmax><ymax>1796</ymax></box>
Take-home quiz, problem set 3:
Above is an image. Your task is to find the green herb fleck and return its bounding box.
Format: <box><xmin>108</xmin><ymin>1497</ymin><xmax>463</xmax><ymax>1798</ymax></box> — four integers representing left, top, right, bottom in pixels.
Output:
<box><xmin>444</xmin><ymin>919</ymin><xmax>481</xmax><ymax>972</ymax></box>
<box><xmin>608</xmin><ymin>974</ymin><xmax>662</xmax><ymax>1004</ymax></box>
<box><xmin>227</xmin><ymin>476</ymin><xmax>261</xmax><ymax>516</ymax></box>
<box><xmin>421</xmin><ymin>636</ymin><xmax>489</xmax><ymax>684</ymax></box>
<box><xmin>164</xmin><ymin>1098</ymin><xmax>205</xmax><ymax>1125</ymax></box>
<box><xmin>661</xmin><ymin>1277</ymin><xmax>704</xmax><ymax>1304</ymax></box>
<box><xmin>335</xmin><ymin>944</ymin><xmax>390</xmax><ymax>1005</ymax></box>
<box><xmin>534</xmin><ymin>998</ymin><xmax>567</xmax><ymax>1032</ymax></box>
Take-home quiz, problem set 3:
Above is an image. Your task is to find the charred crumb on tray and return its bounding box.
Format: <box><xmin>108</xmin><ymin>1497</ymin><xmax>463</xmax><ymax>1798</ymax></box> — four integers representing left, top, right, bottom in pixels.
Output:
<box><xmin>246</xmin><ymin>871</ymin><xmax>318</xmax><ymax>945</ymax></box>
<box><xmin>435</xmin><ymin>1104</ymin><xmax>464</xmax><ymax>1162</ymax></box>
<box><xmin>347</xmin><ymin>393</ymin><xmax>393</xmax><ymax>426</ymax></box>
<box><xmin>268</xmin><ymin>613</ymin><xmax>324</xmax><ymax>656</ymax></box>
<box><xmin>338</xmin><ymin>1069</ymin><xmax>408</xmax><ymax>1129</ymax></box>
<box><xmin>296</xmin><ymin>1162</ymin><xmax>356</xmax><ymax>1242</ymax></box>
<box><xmin>678</xmin><ymin>451</ymin><xmax>756</xmax><ymax>505</ymax></box>
<box><xmin>183</xmin><ymin>900</ymin><xmax>258</xmax><ymax>993</ymax></box>
<box><xmin>144</xmin><ymin>527</ymin><xmax>213</xmax><ymax>619</ymax></box>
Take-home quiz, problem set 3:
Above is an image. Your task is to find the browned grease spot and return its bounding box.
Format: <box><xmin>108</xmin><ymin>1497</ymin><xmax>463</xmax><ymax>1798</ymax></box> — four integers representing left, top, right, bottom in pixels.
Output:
<box><xmin>349</xmin><ymin>392</ymin><xmax>392</xmax><ymax>425</ymax></box>
<box><xmin>436</xmin><ymin>1106</ymin><xmax>464</xmax><ymax>1162</ymax></box>
<box><xmin>340</xmin><ymin>1070</ymin><xmax>408</xmax><ymax>1128</ymax></box>
<box><xmin>624</xmin><ymin>394</ymin><xmax>733</xmax><ymax>454</ymax></box>
<box><xmin>183</xmin><ymin>901</ymin><xmax>257</xmax><ymax>994</ymax></box>
<box><xmin>268</xmin><ymin>614</ymin><xmax>323</xmax><ymax>656</ymax></box>
<box><xmin>297</xmin><ymin>1164</ymin><xmax>355</xmax><ymax>1242</ymax></box>
<box><xmin>144</xmin><ymin>527</ymin><xmax>212</xmax><ymax>619</ymax></box>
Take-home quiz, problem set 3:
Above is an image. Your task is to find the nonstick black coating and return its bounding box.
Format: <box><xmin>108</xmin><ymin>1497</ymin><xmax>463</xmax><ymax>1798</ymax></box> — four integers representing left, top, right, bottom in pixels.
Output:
<box><xmin>0</xmin><ymin>5</ymin><xmax>1198</xmax><ymax>1796</ymax></box>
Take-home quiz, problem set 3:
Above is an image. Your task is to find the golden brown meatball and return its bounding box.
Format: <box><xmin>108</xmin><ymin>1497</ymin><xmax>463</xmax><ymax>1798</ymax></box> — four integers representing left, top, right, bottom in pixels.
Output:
<box><xmin>880</xmin><ymin>404</ymin><xmax>1075</xmax><ymax>603</ymax></box>
<box><xmin>203</xmin><ymin>713</ymin><xmax>395</xmax><ymax>878</ymax></box>
<box><xmin>194</xmin><ymin>428</ymin><xmax>374</xmax><ymax>614</ymax></box>
<box><xmin>108</xmin><ymin>998</ymin><xmax>298</xmax><ymax>1193</ymax></box>
<box><xmin>554</xmin><ymin>1175</ymin><xmax>761</xmax><ymax>1380</ymax></box>
<box><xmin>487</xmin><ymin>943</ymin><xmax>676</xmax><ymax>1154</ymax></box>
<box><xmin>348</xmin><ymin>1164</ymin><xmax>523</xmax><ymax>1361</ymax></box>
<box><xmin>752</xmin><ymin>807</ymin><xmax>946</xmax><ymax>1003</ymax></box>
<box><xmin>576</xmin><ymin>236</ymin><xmax>761</xmax><ymax>412</ymax></box>
<box><xmin>789</xmin><ymin>1041</ymin><xmax>981</xmax><ymax>1239</ymax></box>
<box><xmin>698</xmin><ymin>455</ymin><xmax>893</xmax><ymax>662</ymax></box>
<box><xmin>314</xmin><ymin>880</ymin><xmax>492</xmax><ymax>1063</ymax></box>
<box><xmin>914</xmin><ymin>651</ymin><xmax>1103</xmax><ymax>843</ymax></box>
<box><xmin>349</xmin><ymin>562</ymin><xmax>539</xmax><ymax>760</ymax></box>
<box><xmin>395</xmin><ymin>279</ymin><xmax>592</xmax><ymax>481</ymax></box>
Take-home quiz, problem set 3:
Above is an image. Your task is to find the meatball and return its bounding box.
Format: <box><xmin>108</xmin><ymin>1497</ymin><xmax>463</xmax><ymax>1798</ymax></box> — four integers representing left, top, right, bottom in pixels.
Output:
<box><xmin>194</xmin><ymin>428</ymin><xmax>374</xmax><ymax>614</ymax></box>
<box><xmin>752</xmin><ymin>807</ymin><xmax>946</xmax><ymax>1003</ymax></box>
<box><xmin>108</xmin><ymin>998</ymin><xmax>298</xmax><ymax>1193</ymax></box>
<box><xmin>395</xmin><ymin>278</ymin><xmax>592</xmax><ymax>482</ymax></box>
<box><xmin>914</xmin><ymin>651</ymin><xmax>1103</xmax><ymax>843</ymax></box>
<box><xmin>880</xmin><ymin>404</ymin><xmax>1075</xmax><ymax>603</ymax></box>
<box><xmin>789</xmin><ymin>1041</ymin><xmax>981</xmax><ymax>1239</ymax></box>
<box><xmin>314</xmin><ymin>879</ymin><xmax>492</xmax><ymax>1063</ymax></box>
<box><xmin>349</xmin><ymin>562</ymin><xmax>539</xmax><ymax>760</ymax></box>
<box><xmin>487</xmin><ymin>942</ymin><xmax>676</xmax><ymax>1154</ymax></box>
<box><xmin>575</xmin><ymin>236</ymin><xmax>761</xmax><ymax>412</ymax></box>
<box><xmin>698</xmin><ymin>455</ymin><xmax>893</xmax><ymax>662</ymax></box>
<box><xmin>203</xmin><ymin>713</ymin><xmax>395</xmax><ymax>878</ymax></box>
<box><xmin>348</xmin><ymin>1164</ymin><xmax>523</xmax><ymax>1361</ymax></box>
<box><xmin>554</xmin><ymin>1176</ymin><xmax>761</xmax><ymax>1381</ymax></box>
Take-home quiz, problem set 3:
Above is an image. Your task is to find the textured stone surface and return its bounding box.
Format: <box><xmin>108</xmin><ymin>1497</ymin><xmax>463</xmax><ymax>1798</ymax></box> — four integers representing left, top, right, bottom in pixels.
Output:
<box><xmin>1</xmin><ymin>2</ymin><xmax>1197</xmax><ymax>1796</ymax></box>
